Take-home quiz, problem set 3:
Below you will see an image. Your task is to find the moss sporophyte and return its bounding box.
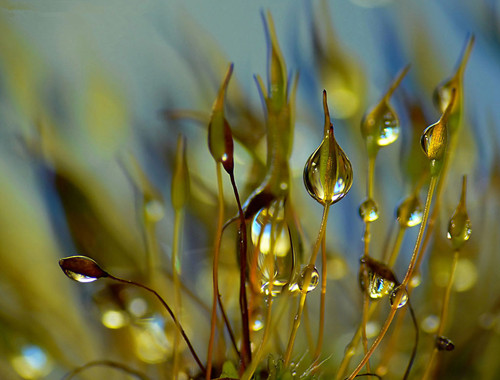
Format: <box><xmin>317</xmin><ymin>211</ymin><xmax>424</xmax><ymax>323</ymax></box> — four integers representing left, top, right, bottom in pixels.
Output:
<box><xmin>51</xmin><ymin>9</ymin><xmax>483</xmax><ymax>380</ymax></box>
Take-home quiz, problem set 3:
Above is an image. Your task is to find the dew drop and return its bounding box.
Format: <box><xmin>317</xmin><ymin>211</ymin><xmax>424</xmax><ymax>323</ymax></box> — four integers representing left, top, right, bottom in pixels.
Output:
<box><xmin>447</xmin><ymin>176</ymin><xmax>471</xmax><ymax>250</ymax></box>
<box><xmin>298</xmin><ymin>264</ymin><xmax>320</xmax><ymax>293</ymax></box>
<box><xmin>396</xmin><ymin>194</ymin><xmax>423</xmax><ymax>228</ymax></box>
<box><xmin>304</xmin><ymin>92</ymin><xmax>353</xmax><ymax>206</ymax></box>
<box><xmin>59</xmin><ymin>256</ymin><xmax>108</xmax><ymax>283</ymax></box>
<box><xmin>359</xmin><ymin>198</ymin><xmax>379</xmax><ymax>222</ymax></box>
<box><xmin>250</xmin><ymin>199</ymin><xmax>293</xmax><ymax>296</ymax></box>
<box><xmin>303</xmin><ymin>130</ymin><xmax>353</xmax><ymax>206</ymax></box>
<box><xmin>359</xmin><ymin>256</ymin><xmax>397</xmax><ymax>300</ymax></box>
<box><xmin>362</xmin><ymin>103</ymin><xmax>400</xmax><ymax>147</ymax></box>
<box><xmin>433</xmin><ymin>80</ymin><xmax>455</xmax><ymax>114</ymax></box>
<box><xmin>435</xmin><ymin>336</ymin><xmax>455</xmax><ymax>351</ymax></box>
<box><xmin>390</xmin><ymin>285</ymin><xmax>408</xmax><ymax>308</ymax></box>
<box><xmin>420</xmin><ymin>120</ymin><xmax>447</xmax><ymax>162</ymax></box>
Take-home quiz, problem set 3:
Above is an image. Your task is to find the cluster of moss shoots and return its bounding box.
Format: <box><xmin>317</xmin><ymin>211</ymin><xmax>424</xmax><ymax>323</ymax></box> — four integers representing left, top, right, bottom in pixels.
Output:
<box><xmin>59</xmin><ymin>13</ymin><xmax>475</xmax><ymax>380</ymax></box>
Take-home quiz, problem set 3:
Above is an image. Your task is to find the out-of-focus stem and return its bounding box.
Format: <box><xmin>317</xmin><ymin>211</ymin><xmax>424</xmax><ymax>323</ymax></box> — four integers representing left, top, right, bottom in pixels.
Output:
<box><xmin>206</xmin><ymin>163</ymin><xmax>225</xmax><ymax>380</ymax></box>
<box><xmin>172</xmin><ymin>209</ymin><xmax>183</xmax><ymax>379</ymax></box>
<box><xmin>421</xmin><ymin>250</ymin><xmax>459</xmax><ymax>380</ymax></box>
<box><xmin>284</xmin><ymin>205</ymin><xmax>330</xmax><ymax>367</ymax></box>
<box><xmin>312</xmin><ymin>236</ymin><xmax>327</xmax><ymax>365</ymax></box>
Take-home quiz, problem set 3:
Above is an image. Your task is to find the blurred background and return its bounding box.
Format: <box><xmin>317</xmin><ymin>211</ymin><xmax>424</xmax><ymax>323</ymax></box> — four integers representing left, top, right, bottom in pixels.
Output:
<box><xmin>0</xmin><ymin>0</ymin><xmax>499</xmax><ymax>379</ymax></box>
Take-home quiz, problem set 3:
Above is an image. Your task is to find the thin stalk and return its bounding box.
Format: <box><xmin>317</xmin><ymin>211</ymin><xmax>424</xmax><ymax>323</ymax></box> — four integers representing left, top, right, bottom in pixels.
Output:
<box><xmin>312</xmin><ymin>236</ymin><xmax>327</xmax><ymax>365</ymax></box>
<box><xmin>346</xmin><ymin>176</ymin><xmax>438</xmax><ymax>380</ymax></box>
<box><xmin>284</xmin><ymin>205</ymin><xmax>330</xmax><ymax>367</ymax></box>
<box><xmin>107</xmin><ymin>274</ymin><xmax>205</xmax><ymax>374</ymax></box>
<box><xmin>206</xmin><ymin>163</ymin><xmax>225</xmax><ymax>380</ymax></box>
<box><xmin>229</xmin><ymin>171</ymin><xmax>252</xmax><ymax>371</ymax></box>
<box><xmin>421</xmin><ymin>249</ymin><xmax>459</xmax><ymax>380</ymax></box>
<box><xmin>172</xmin><ymin>209</ymin><xmax>183</xmax><ymax>380</ymax></box>
<box><xmin>144</xmin><ymin>217</ymin><xmax>160</xmax><ymax>285</ymax></box>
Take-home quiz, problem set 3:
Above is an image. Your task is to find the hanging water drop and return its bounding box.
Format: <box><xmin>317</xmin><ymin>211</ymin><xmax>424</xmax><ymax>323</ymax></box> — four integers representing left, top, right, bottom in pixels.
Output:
<box><xmin>250</xmin><ymin>198</ymin><xmax>294</xmax><ymax>296</ymax></box>
<box><xmin>396</xmin><ymin>194</ymin><xmax>423</xmax><ymax>228</ymax></box>
<box><xmin>304</xmin><ymin>91</ymin><xmax>353</xmax><ymax>206</ymax></box>
<box><xmin>447</xmin><ymin>176</ymin><xmax>471</xmax><ymax>250</ymax></box>
<box><xmin>59</xmin><ymin>256</ymin><xmax>109</xmax><ymax>283</ymax></box>
<box><xmin>359</xmin><ymin>256</ymin><xmax>397</xmax><ymax>300</ymax></box>
<box><xmin>361</xmin><ymin>102</ymin><xmax>400</xmax><ymax>147</ymax></box>
<box><xmin>298</xmin><ymin>264</ymin><xmax>320</xmax><ymax>293</ymax></box>
<box><xmin>359</xmin><ymin>198</ymin><xmax>379</xmax><ymax>222</ymax></box>
<box><xmin>390</xmin><ymin>285</ymin><xmax>408</xmax><ymax>308</ymax></box>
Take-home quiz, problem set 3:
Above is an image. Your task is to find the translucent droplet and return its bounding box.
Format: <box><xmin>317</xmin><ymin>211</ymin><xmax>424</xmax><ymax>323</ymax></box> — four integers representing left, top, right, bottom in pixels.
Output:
<box><xmin>361</xmin><ymin>103</ymin><xmax>400</xmax><ymax>147</ymax></box>
<box><xmin>251</xmin><ymin>309</ymin><xmax>264</xmax><ymax>332</ymax></box>
<box><xmin>359</xmin><ymin>256</ymin><xmax>396</xmax><ymax>300</ymax></box>
<box><xmin>298</xmin><ymin>265</ymin><xmax>320</xmax><ymax>293</ymax></box>
<box><xmin>435</xmin><ymin>336</ymin><xmax>455</xmax><ymax>351</ymax></box>
<box><xmin>303</xmin><ymin>130</ymin><xmax>353</xmax><ymax>205</ymax></box>
<box><xmin>396</xmin><ymin>195</ymin><xmax>423</xmax><ymax>228</ymax></box>
<box><xmin>410</xmin><ymin>272</ymin><xmax>422</xmax><ymax>288</ymax></box>
<box><xmin>11</xmin><ymin>345</ymin><xmax>52</xmax><ymax>380</ymax></box>
<box><xmin>365</xmin><ymin>321</ymin><xmax>380</xmax><ymax>338</ymax></box>
<box><xmin>359</xmin><ymin>198</ymin><xmax>379</xmax><ymax>222</ymax></box>
<box><xmin>390</xmin><ymin>286</ymin><xmax>408</xmax><ymax>308</ymax></box>
<box><xmin>433</xmin><ymin>80</ymin><xmax>455</xmax><ymax>114</ymax></box>
<box><xmin>420</xmin><ymin>119</ymin><xmax>447</xmax><ymax>162</ymax></box>
<box><xmin>102</xmin><ymin>309</ymin><xmax>129</xmax><ymax>329</ymax></box>
<box><xmin>59</xmin><ymin>256</ymin><xmax>108</xmax><ymax>283</ymax></box>
<box><xmin>447</xmin><ymin>176</ymin><xmax>471</xmax><ymax>250</ymax></box>
<box><xmin>304</xmin><ymin>92</ymin><xmax>353</xmax><ymax>206</ymax></box>
<box><xmin>250</xmin><ymin>198</ymin><xmax>293</xmax><ymax>296</ymax></box>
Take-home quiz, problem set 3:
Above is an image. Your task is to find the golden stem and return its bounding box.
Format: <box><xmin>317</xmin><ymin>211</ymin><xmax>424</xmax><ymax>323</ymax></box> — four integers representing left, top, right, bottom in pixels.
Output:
<box><xmin>284</xmin><ymin>205</ymin><xmax>330</xmax><ymax>367</ymax></box>
<box><xmin>346</xmin><ymin>176</ymin><xmax>438</xmax><ymax>380</ymax></box>
<box><xmin>421</xmin><ymin>249</ymin><xmax>460</xmax><ymax>380</ymax></box>
<box><xmin>313</xmin><ymin>236</ymin><xmax>327</xmax><ymax>364</ymax></box>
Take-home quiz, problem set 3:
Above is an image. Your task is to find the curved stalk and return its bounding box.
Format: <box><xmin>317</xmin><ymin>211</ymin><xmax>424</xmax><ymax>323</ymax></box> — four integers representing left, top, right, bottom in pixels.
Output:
<box><xmin>172</xmin><ymin>209</ymin><xmax>183</xmax><ymax>379</ymax></box>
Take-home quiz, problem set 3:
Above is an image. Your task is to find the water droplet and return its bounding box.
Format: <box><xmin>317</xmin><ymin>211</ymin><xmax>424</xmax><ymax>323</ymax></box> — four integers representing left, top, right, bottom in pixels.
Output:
<box><xmin>359</xmin><ymin>198</ymin><xmax>379</xmax><ymax>222</ymax></box>
<box><xmin>390</xmin><ymin>286</ymin><xmax>408</xmax><ymax>308</ymax></box>
<box><xmin>304</xmin><ymin>91</ymin><xmax>353</xmax><ymax>206</ymax></box>
<box><xmin>410</xmin><ymin>272</ymin><xmax>422</xmax><ymax>288</ymax></box>
<box><xmin>59</xmin><ymin>256</ymin><xmax>108</xmax><ymax>283</ymax></box>
<box><xmin>420</xmin><ymin>119</ymin><xmax>447</xmax><ymax>162</ymax></box>
<box><xmin>359</xmin><ymin>256</ymin><xmax>397</xmax><ymax>300</ymax></box>
<box><xmin>11</xmin><ymin>344</ymin><xmax>52</xmax><ymax>380</ymax></box>
<box><xmin>396</xmin><ymin>195</ymin><xmax>423</xmax><ymax>228</ymax></box>
<box><xmin>298</xmin><ymin>265</ymin><xmax>320</xmax><ymax>293</ymax></box>
<box><xmin>433</xmin><ymin>80</ymin><xmax>455</xmax><ymax>114</ymax></box>
<box><xmin>303</xmin><ymin>129</ymin><xmax>353</xmax><ymax>205</ymax></box>
<box><xmin>250</xmin><ymin>198</ymin><xmax>293</xmax><ymax>296</ymax></box>
<box><xmin>102</xmin><ymin>309</ymin><xmax>129</xmax><ymax>329</ymax></box>
<box><xmin>435</xmin><ymin>336</ymin><xmax>455</xmax><ymax>351</ymax></box>
<box><xmin>447</xmin><ymin>176</ymin><xmax>471</xmax><ymax>250</ymax></box>
<box><xmin>251</xmin><ymin>311</ymin><xmax>264</xmax><ymax>332</ymax></box>
<box><xmin>362</xmin><ymin>103</ymin><xmax>400</xmax><ymax>147</ymax></box>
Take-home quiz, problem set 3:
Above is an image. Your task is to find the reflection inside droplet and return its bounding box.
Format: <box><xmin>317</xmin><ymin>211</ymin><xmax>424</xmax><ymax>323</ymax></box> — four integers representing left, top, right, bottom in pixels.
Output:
<box><xmin>63</xmin><ymin>270</ymin><xmax>99</xmax><ymax>283</ymax></box>
<box><xmin>298</xmin><ymin>265</ymin><xmax>320</xmax><ymax>293</ymax></box>
<box><xmin>359</xmin><ymin>198</ymin><xmax>379</xmax><ymax>222</ymax></box>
